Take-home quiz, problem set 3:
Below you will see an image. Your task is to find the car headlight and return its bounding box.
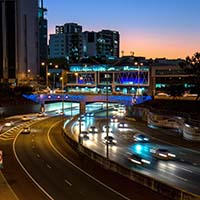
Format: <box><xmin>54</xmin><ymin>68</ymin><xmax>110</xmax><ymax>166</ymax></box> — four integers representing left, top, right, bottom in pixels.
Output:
<box><xmin>168</xmin><ymin>153</ymin><xmax>176</xmax><ymax>157</ymax></box>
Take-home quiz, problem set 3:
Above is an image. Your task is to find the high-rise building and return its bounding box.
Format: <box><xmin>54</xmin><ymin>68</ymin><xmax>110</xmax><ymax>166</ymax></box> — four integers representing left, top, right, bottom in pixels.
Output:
<box><xmin>38</xmin><ymin>0</ymin><xmax>48</xmax><ymax>82</ymax></box>
<box><xmin>38</xmin><ymin>0</ymin><xmax>48</xmax><ymax>62</ymax></box>
<box><xmin>82</xmin><ymin>31</ymin><xmax>97</xmax><ymax>57</ymax></box>
<box><xmin>49</xmin><ymin>23</ymin><xmax>83</xmax><ymax>63</ymax></box>
<box><xmin>49</xmin><ymin>24</ymin><xmax>120</xmax><ymax>63</ymax></box>
<box><xmin>97</xmin><ymin>30</ymin><xmax>119</xmax><ymax>59</ymax></box>
<box><xmin>64</xmin><ymin>23</ymin><xmax>83</xmax><ymax>63</ymax></box>
<box><xmin>49</xmin><ymin>33</ymin><xmax>65</xmax><ymax>58</ymax></box>
<box><xmin>55</xmin><ymin>25</ymin><xmax>64</xmax><ymax>34</ymax></box>
<box><xmin>0</xmin><ymin>0</ymin><xmax>39</xmax><ymax>85</ymax></box>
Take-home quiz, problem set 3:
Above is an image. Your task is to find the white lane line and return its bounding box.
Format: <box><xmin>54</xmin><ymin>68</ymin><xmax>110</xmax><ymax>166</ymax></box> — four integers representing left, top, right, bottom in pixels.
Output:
<box><xmin>48</xmin><ymin>121</ymin><xmax>130</xmax><ymax>200</ymax></box>
<box><xmin>13</xmin><ymin>122</ymin><xmax>55</xmax><ymax>200</ymax></box>
<box><xmin>159</xmin><ymin>169</ymin><xmax>188</xmax><ymax>182</ymax></box>
<box><xmin>47</xmin><ymin>164</ymin><xmax>52</xmax><ymax>169</ymax></box>
<box><xmin>179</xmin><ymin>167</ymin><xmax>193</xmax><ymax>173</ymax></box>
<box><xmin>36</xmin><ymin>154</ymin><xmax>40</xmax><ymax>158</ymax></box>
<box><xmin>0</xmin><ymin>171</ymin><xmax>20</xmax><ymax>200</ymax></box>
<box><xmin>65</xmin><ymin>179</ymin><xmax>72</xmax><ymax>187</ymax></box>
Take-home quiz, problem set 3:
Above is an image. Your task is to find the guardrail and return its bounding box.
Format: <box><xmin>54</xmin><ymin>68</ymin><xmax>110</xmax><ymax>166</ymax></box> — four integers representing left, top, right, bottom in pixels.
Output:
<box><xmin>62</xmin><ymin>118</ymin><xmax>200</xmax><ymax>200</ymax></box>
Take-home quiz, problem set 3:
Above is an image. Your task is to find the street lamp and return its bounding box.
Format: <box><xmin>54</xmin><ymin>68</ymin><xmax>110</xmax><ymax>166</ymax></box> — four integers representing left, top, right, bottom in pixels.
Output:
<box><xmin>41</xmin><ymin>62</ymin><xmax>48</xmax><ymax>87</ymax></box>
<box><xmin>105</xmin><ymin>72</ymin><xmax>110</xmax><ymax>159</ymax></box>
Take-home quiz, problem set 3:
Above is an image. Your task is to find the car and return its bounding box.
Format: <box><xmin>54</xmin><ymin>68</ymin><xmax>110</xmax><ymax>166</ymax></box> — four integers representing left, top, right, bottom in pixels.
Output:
<box><xmin>78</xmin><ymin>115</ymin><xmax>86</xmax><ymax>121</ymax></box>
<box><xmin>80</xmin><ymin>131</ymin><xmax>90</xmax><ymax>140</ymax></box>
<box><xmin>21</xmin><ymin>127</ymin><xmax>31</xmax><ymax>134</ymax></box>
<box><xmin>102</xmin><ymin>125</ymin><xmax>112</xmax><ymax>132</ymax></box>
<box><xmin>4</xmin><ymin>121</ymin><xmax>14</xmax><ymax>127</ymax></box>
<box><xmin>103</xmin><ymin>136</ymin><xmax>117</xmax><ymax>145</ymax></box>
<box><xmin>88</xmin><ymin>126</ymin><xmax>98</xmax><ymax>133</ymax></box>
<box><xmin>118</xmin><ymin>122</ymin><xmax>128</xmax><ymax>128</ymax></box>
<box><xmin>156</xmin><ymin>92</ymin><xmax>170</xmax><ymax>97</ymax></box>
<box><xmin>22</xmin><ymin>116</ymin><xmax>30</xmax><ymax>121</ymax></box>
<box><xmin>183</xmin><ymin>93</ymin><xmax>197</xmax><ymax>97</ymax></box>
<box><xmin>110</xmin><ymin>116</ymin><xmax>118</xmax><ymax>123</ymax></box>
<box><xmin>127</xmin><ymin>153</ymin><xmax>151</xmax><ymax>165</ymax></box>
<box><xmin>118</xmin><ymin>108</ymin><xmax>126</xmax><ymax>113</ymax></box>
<box><xmin>134</xmin><ymin>134</ymin><xmax>149</xmax><ymax>142</ymax></box>
<box><xmin>150</xmin><ymin>148</ymin><xmax>176</xmax><ymax>160</ymax></box>
<box><xmin>37</xmin><ymin>112</ymin><xmax>46</xmax><ymax>117</ymax></box>
<box><xmin>85</xmin><ymin>112</ymin><xmax>94</xmax><ymax>117</ymax></box>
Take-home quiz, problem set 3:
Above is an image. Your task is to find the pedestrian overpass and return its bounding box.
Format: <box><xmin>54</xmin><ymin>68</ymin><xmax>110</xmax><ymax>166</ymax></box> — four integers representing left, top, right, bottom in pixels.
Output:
<box><xmin>23</xmin><ymin>93</ymin><xmax>152</xmax><ymax>114</ymax></box>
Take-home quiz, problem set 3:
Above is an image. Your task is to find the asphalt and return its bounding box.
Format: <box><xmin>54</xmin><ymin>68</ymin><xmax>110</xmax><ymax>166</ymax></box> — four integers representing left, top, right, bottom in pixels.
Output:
<box><xmin>0</xmin><ymin>112</ymin><xmax>200</xmax><ymax>200</ymax></box>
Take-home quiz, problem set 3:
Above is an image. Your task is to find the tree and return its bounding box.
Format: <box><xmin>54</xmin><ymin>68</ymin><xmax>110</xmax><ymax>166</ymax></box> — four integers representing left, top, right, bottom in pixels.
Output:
<box><xmin>179</xmin><ymin>52</ymin><xmax>200</xmax><ymax>100</ymax></box>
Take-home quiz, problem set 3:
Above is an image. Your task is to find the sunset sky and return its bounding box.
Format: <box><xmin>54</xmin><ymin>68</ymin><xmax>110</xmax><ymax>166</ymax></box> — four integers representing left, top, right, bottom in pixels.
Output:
<box><xmin>44</xmin><ymin>0</ymin><xmax>200</xmax><ymax>59</ymax></box>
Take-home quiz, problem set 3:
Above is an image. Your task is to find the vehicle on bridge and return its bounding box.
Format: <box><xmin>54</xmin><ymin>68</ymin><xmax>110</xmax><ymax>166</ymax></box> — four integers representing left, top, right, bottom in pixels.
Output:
<box><xmin>21</xmin><ymin>127</ymin><xmax>31</xmax><ymax>134</ymax></box>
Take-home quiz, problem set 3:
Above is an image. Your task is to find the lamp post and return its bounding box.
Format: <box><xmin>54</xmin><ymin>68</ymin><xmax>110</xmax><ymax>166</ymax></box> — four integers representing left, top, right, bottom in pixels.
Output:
<box><xmin>41</xmin><ymin>62</ymin><xmax>53</xmax><ymax>88</ymax></box>
<box><xmin>105</xmin><ymin>72</ymin><xmax>109</xmax><ymax>159</ymax></box>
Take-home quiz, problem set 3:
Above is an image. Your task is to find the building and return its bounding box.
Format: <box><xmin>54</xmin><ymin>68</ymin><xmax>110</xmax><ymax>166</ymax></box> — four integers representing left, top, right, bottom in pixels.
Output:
<box><xmin>96</xmin><ymin>30</ymin><xmax>120</xmax><ymax>59</ymax></box>
<box><xmin>82</xmin><ymin>31</ymin><xmax>97</xmax><ymax>57</ymax></box>
<box><xmin>0</xmin><ymin>0</ymin><xmax>39</xmax><ymax>85</ymax></box>
<box><xmin>150</xmin><ymin>58</ymin><xmax>194</xmax><ymax>96</ymax></box>
<box><xmin>64</xmin><ymin>23</ymin><xmax>83</xmax><ymax>63</ymax></box>
<box><xmin>49</xmin><ymin>23</ymin><xmax>120</xmax><ymax>63</ymax></box>
<box><xmin>49</xmin><ymin>33</ymin><xmax>65</xmax><ymax>58</ymax></box>
<box><xmin>55</xmin><ymin>25</ymin><xmax>64</xmax><ymax>34</ymax></box>
<box><xmin>38</xmin><ymin>0</ymin><xmax>48</xmax><ymax>82</ymax></box>
<box><xmin>49</xmin><ymin>23</ymin><xmax>83</xmax><ymax>63</ymax></box>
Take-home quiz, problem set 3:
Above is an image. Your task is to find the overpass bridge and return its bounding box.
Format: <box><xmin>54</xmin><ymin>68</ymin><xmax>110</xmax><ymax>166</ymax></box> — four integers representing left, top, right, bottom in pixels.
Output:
<box><xmin>23</xmin><ymin>93</ymin><xmax>152</xmax><ymax>114</ymax></box>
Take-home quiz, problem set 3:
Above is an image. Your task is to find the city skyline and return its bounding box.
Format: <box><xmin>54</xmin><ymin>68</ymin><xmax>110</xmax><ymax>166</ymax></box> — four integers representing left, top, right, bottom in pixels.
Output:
<box><xmin>45</xmin><ymin>0</ymin><xmax>200</xmax><ymax>59</ymax></box>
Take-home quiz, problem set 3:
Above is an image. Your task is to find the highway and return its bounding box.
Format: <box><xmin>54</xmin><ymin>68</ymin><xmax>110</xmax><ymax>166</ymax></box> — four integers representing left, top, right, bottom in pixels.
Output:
<box><xmin>71</xmin><ymin>109</ymin><xmax>200</xmax><ymax>196</ymax></box>
<box><xmin>11</xmin><ymin>116</ymin><xmax>168</xmax><ymax>200</ymax></box>
<box><xmin>0</xmin><ymin>102</ymin><xmax>199</xmax><ymax>199</ymax></box>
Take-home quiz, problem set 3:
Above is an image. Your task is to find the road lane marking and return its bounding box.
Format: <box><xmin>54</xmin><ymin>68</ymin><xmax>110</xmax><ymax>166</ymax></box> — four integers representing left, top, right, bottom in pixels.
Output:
<box><xmin>47</xmin><ymin>164</ymin><xmax>52</xmax><ymax>169</ymax></box>
<box><xmin>13</xmin><ymin>122</ymin><xmax>55</xmax><ymax>200</ymax></box>
<box><xmin>0</xmin><ymin>171</ymin><xmax>20</xmax><ymax>200</ymax></box>
<box><xmin>48</xmin><ymin>121</ymin><xmax>130</xmax><ymax>200</ymax></box>
<box><xmin>65</xmin><ymin>179</ymin><xmax>72</xmax><ymax>186</ymax></box>
<box><xmin>159</xmin><ymin>169</ymin><xmax>188</xmax><ymax>182</ymax></box>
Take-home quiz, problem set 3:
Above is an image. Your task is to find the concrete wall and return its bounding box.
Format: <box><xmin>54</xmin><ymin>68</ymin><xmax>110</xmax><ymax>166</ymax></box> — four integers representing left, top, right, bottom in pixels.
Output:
<box><xmin>130</xmin><ymin>107</ymin><xmax>200</xmax><ymax>141</ymax></box>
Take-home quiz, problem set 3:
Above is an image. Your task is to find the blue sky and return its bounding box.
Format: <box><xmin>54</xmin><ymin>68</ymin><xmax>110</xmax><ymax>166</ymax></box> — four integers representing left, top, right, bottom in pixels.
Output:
<box><xmin>44</xmin><ymin>0</ymin><xmax>200</xmax><ymax>58</ymax></box>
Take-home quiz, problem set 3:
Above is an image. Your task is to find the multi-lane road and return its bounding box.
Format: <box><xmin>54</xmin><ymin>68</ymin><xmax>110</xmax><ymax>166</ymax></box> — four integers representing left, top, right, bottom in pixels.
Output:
<box><xmin>71</xmin><ymin>109</ymin><xmax>200</xmax><ymax>196</ymax></box>
<box><xmin>0</xmin><ymin>112</ymin><xmax>168</xmax><ymax>200</ymax></box>
<box><xmin>0</xmin><ymin>103</ymin><xmax>200</xmax><ymax>199</ymax></box>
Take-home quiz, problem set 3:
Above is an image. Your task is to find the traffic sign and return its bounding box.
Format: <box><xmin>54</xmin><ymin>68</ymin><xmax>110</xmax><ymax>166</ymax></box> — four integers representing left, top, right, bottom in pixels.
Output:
<box><xmin>0</xmin><ymin>150</ymin><xmax>3</xmax><ymax>169</ymax></box>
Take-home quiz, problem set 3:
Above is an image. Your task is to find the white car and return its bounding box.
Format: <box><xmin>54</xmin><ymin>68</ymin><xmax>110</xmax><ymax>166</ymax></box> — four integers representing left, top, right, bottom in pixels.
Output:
<box><xmin>4</xmin><ymin>121</ymin><xmax>14</xmax><ymax>127</ymax></box>
<box><xmin>88</xmin><ymin>126</ymin><xmax>98</xmax><ymax>133</ymax></box>
<box><xmin>21</xmin><ymin>127</ymin><xmax>31</xmax><ymax>134</ymax></box>
<box><xmin>22</xmin><ymin>116</ymin><xmax>30</xmax><ymax>121</ymax></box>
<box><xmin>118</xmin><ymin>122</ymin><xmax>128</xmax><ymax>128</ymax></box>
<box><xmin>156</xmin><ymin>93</ymin><xmax>170</xmax><ymax>97</ymax></box>
<box><xmin>150</xmin><ymin>148</ymin><xmax>176</xmax><ymax>160</ymax></box>
<box><xmin>103</xmin><ymin>136</ymin><xmax>117</xmax><ymax>145</ymax></box>
<box><xmin>134</xmin><ymin>134</ymin><xmax>149</xmax><ymax>142</ymax></box>
<box><xmin>127</xmin><ymin>152</ymin><xmax>151</xmax><ymax>165</ymax></box>
<box><xmin>102</xmin><ymin>125</ymin><xmax>112</xmax><ymax>132</ymax></box>
<box><xmin>110</xmin><ymin>116</ymin><xmax>118</xmax><ymax>123</ymax></box>
<box><xmin>80</xmin><ymin>131</ymin><xmax>90</xmax><ymax>140</ymax></box>
<box><xmin>37</xmin><ymin>112</ymin><xmax>46</xmax><ymax>117</ymax></box>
